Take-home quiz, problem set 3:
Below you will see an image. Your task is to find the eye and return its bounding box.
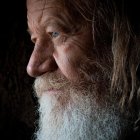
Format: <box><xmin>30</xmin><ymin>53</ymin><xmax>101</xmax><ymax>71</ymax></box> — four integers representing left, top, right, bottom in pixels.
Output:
<box><xmin>49</xmin><ymin>32</ymin><xmax>60</xmax><ymax>38</ymax></box>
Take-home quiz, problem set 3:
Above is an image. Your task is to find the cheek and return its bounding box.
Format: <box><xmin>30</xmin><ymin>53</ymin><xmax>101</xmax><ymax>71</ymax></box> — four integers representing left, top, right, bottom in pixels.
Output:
<box><xmin>53</xmin><ymin>45</ymin><xmax>82</xmax><ymax>81</ymax></box>
<box><xmin>53</xmin><ymin>52</ymin><xmax>79</xmax><ymax>81</ymax></box>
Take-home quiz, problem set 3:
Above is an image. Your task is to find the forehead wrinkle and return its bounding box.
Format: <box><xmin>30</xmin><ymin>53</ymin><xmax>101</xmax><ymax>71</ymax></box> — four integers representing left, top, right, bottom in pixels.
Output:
<box><xmin>41</xmin><ymin>16</ymin><xmax>63</xmax><ymax>29</ymax></box>
<box><xmin>38</xmin><ymin>0</ymin><xmax>47</xmax><ymax>25</ymax></box>
<box><xmin>27</xmin><ymin>0</ymin><xmax>70</xmax><ymax>34</ymax></box>
<box><xmin>27</xmin><ymin>0</ymin><xmax>68</xmax><ymax>27</ymax></box>
<box><xmin>27</xmin><ymin>0</ymin><xmax>45</xmax><ymax>12</ymax></box>
<box><xmin>38</xmin><ymin>2</ymin><xmax>64</xmax><ymax>28</ymax></box>
<box><xmin>28</xmin><ymin>18</ymin><xmax>45</xmax><ymax>37</ymax></box>
<box><xmin>27</xmin><ymin>0</ymin><xmax>48</xmax><ymax>35</ymax></box>
<box><xmin>40</xmin><ymin>7</ymin><xmax>68</xmax><ymax>29</ymax></box>
<box><xmin>27</xmin><ymin>0</ymin><xmax>47</xmax><ymax>24</ymax></box>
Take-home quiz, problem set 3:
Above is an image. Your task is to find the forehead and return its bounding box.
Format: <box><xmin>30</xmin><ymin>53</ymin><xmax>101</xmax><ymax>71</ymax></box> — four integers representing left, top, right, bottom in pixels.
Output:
<box><xmin>27</xmin><ymin>0</ymin><xmax>65</xmax><ymax>15</ymax></box>
<box><xmin>27</xmin><ymin>0</ymin><xmax>45</xmax><ymax>11</ymax></box>
<box><xmin>27</xmin><ymin>0</ymin><xmax>88</xmax><ymax>34</ymax></box>
<box><xmin>27</xmin><ymin>0</ymin><xmax>67</xmax><ymax>24</ymax></box>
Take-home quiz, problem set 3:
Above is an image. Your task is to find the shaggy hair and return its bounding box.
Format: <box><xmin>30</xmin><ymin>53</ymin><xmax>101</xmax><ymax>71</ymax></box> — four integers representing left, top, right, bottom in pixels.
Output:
<box><xmin>50</xmin><ymin>0</ymin><xmax>140</xmax><ymax>111</ymax></box>
<box><xmin>27</xmin><ymin>0</ymin><xmax>140</xmax><ymax>111</ymax></box>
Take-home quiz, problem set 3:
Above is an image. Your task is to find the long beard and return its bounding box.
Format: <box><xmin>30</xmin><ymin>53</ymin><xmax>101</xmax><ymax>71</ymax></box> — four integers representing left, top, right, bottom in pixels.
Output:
<box><xmin>33</xmin><ymin>72</ymin><xmax>130</xmax><ymax>140</ymax></box>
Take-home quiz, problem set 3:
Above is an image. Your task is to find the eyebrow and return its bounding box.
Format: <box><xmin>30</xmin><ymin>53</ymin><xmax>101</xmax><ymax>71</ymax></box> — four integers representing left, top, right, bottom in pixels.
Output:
<box><xmin>43</xmin><ymin>17</ymin><xmax>59</xmax><ymax>27</ymax></box>
<box><xmin>44</xmin><ymin>17</ymin><xmax>70</xmax><ymax>34</ymax></box>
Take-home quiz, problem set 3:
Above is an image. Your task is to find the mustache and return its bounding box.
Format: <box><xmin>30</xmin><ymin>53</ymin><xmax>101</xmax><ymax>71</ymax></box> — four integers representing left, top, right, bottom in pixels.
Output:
<box><xmin>34</xmin><ymin>56</ymin><xmax>112</xmax><ymax>97</ymax></box>
<box><xmin>34</xmin><ymin>72</ymin><xmax>70</xmax><ymax>97</ymax></box>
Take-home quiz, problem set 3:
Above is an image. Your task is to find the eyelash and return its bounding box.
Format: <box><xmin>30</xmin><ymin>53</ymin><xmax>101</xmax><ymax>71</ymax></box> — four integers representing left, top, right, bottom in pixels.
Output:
<box><xmin>48</xmin><ymin>31</ymin><xmax>68</xmax><ymax>43</ymax></box>
<box><xmin>49</xmin><ymin>32</ymin><xmax>60</xmax><ymax>38</ymax></box>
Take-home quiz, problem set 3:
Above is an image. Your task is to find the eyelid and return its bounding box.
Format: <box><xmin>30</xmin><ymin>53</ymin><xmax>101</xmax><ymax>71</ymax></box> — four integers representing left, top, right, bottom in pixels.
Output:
<box><xmin>48</xmin><ymin>31</ymin><xmax>60</xmax><ymax>38</ymax></box>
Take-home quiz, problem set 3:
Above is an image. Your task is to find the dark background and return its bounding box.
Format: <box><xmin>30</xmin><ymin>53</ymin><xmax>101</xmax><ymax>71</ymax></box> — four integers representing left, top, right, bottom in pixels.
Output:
<box><xmin>0</xmin><ymin>0</ymin><xmax>37</xmax><ymax>139</ymax></box>
<box><xmin>0</xmin><ymin>0</ymin><xmax>140</xmax><ymax>140</ymax></box>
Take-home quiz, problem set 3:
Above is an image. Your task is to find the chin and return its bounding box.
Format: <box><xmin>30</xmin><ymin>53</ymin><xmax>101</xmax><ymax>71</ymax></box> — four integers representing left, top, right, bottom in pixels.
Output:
<box><xmin>34</xmin><ymin>83</ymin><xmax>130</xmax><ymax>140</ymax></box>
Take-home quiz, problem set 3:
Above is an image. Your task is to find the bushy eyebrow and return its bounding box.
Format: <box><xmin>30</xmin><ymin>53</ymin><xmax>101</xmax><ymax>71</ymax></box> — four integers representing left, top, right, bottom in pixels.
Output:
<box><xmin>43</xmin><ymin>16</ymin><xmax>62</xmax><ymax>27</ymax></box>
<box><xmin>43</xmin><ymin>17</ymin><xmax>71</xmax><ymax>34</ymax></box>
<box><xmin>27</xmin><ymin>22</ymin><xmax>43</xmax><ymax>36</ymax></box>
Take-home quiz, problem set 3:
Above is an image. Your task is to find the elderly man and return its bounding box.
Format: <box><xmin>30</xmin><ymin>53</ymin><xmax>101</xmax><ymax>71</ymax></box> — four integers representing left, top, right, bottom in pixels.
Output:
<box><xmin>26</xmin><ymin>0</ymin><xmax>140</xmax><ymax>139</ymax></box>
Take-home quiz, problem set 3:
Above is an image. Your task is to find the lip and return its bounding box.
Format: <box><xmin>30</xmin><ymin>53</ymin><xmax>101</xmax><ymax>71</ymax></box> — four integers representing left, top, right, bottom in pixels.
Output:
<box><xmin>43</xmin><ymin>88</ymin><xmax>63</xmax><ymax>95</ymax></box>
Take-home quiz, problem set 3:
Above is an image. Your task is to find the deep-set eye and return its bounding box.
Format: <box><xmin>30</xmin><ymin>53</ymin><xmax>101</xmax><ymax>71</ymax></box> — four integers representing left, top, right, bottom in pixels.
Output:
<box><xmin>49</xmin><ymin>32</ymin><xmax>60</xmax><ymax>38</ymax></box>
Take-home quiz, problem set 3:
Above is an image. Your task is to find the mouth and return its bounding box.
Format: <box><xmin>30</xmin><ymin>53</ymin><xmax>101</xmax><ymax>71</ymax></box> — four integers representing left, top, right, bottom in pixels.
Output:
<box><xmin>43</xmin><ymin>88</ymin><xmax>63</xmax><ymax>95</ymax></box>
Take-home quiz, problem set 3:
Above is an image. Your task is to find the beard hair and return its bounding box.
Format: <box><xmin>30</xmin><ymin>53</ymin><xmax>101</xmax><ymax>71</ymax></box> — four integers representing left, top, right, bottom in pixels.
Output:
<box><xmin>33</xmin><ymin>58</ymin><xmax>130</xmax><ymax>140</ymax></box>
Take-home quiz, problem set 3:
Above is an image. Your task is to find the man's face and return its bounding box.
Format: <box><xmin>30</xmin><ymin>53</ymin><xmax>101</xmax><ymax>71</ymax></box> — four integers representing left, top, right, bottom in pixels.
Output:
<box><xmin>27</xmin><ymin>0</ymin><xmax>128</xmax><ymax>140</ymax></box>
<box><xmin>27</xmin><ymin>0</ymin><xmax>94</xmax><ymax>83</ymax></box>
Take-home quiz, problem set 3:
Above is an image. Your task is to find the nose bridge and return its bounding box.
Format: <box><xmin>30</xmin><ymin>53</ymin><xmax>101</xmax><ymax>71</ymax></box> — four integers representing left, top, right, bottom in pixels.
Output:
<box><xmin>30</xmin><ymin>37</ymin><xmax>50</xmax><ymax>66</ymax></box>
<box><xmin>30</xmin><ymin>44</ymin><xmax>47</xmax><ymax>66</ymax></box>
<box><xmin>27</xmin><ymin>38</ymin><xmax>57</xmax><ymax>77</ymax></box>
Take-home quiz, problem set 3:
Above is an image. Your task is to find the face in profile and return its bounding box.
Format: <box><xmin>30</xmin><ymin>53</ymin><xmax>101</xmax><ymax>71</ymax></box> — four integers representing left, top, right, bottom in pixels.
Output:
<box><xmin>27</xmin><ymin>0</ymin><xmax>130</xmax><ymax>139</ymax></box>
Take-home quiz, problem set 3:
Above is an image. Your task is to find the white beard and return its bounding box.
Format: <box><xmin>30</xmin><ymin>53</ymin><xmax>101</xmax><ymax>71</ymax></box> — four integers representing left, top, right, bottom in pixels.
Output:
<box><xmin>34</xmin><ymin>89</ymin><xmax>129</xmax><ymax>140</ymax></box>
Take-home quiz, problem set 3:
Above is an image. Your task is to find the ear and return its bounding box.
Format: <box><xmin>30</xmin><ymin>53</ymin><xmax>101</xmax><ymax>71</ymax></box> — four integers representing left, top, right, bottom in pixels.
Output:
<box><xmin>137</xmin><ymin>64</ymin><xmax>140</xmax><ymax>81</ymax></box>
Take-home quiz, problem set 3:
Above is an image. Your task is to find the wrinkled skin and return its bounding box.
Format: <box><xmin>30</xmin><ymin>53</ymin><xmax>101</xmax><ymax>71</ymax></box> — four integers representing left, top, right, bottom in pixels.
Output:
<box><xmin>26</xmin><ymin>1</ymin><xmax>133</xmax><ymax>140</ymax></box>
<box><xmin>27</xmin><ymin>0</ymin><xmax>93</xmax><ymax>82</ymax></box>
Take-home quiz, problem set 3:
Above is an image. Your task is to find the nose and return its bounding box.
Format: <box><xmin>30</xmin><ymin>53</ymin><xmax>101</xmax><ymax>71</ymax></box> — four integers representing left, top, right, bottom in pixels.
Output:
<box><xmin>27</xmin><ymin>43</ymin><xmax>57</xmax><ymax>77</ymax></box>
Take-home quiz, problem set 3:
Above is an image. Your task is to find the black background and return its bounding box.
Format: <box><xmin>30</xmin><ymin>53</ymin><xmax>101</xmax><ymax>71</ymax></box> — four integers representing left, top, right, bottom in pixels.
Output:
<box><xmin>0</xmin><ymin>0</ymin><xmax>140</xmax><ymax>140</ymax></box>
<box><xmin>0</xmin><ymin>0</ymin><xmax>37</xmax><ymax>139</ymax></box>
